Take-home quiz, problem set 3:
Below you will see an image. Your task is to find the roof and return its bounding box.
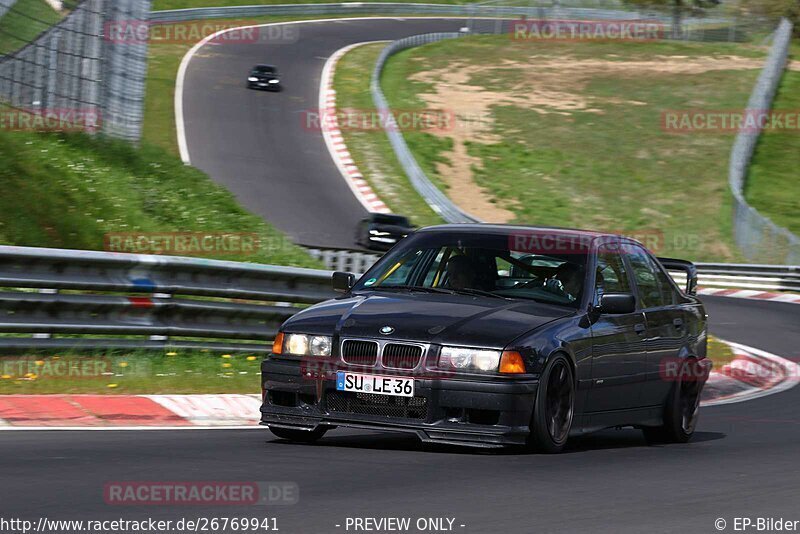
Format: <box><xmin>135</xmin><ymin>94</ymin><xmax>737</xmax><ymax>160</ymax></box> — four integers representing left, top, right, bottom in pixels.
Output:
<box><xmin>416</xmin><ymin>223</ymin><xmax>641</xmax><ymax>243</ymax></box>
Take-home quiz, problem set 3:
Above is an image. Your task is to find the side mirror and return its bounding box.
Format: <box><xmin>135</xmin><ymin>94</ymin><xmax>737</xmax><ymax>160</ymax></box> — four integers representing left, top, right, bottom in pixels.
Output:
<box><xmin>598</xmin><ymin>293</ymin><xmax>636</xmax><ymax>315</ymax></box>
<box><xmin>332</xmin><ymin>272</ymin><xmax>355</xmax><ymax>293</ymax></box>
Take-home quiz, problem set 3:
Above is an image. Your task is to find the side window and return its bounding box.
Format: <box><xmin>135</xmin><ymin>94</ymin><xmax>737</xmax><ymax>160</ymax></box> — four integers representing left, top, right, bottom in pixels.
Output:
<box><xmin>627</xmin><ymin>247</ymin><xmax>670</xmax><ymax>308</ymax></box>
<box><xmin>596</xmin><ymin>246</ymin><xmax>631</xmax><ymax>298</ymax></box>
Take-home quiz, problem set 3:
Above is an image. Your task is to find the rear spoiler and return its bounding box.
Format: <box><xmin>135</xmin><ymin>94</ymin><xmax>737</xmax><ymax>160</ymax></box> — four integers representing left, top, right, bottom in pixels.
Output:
<box><xmin>657</xmin><ymin>257</ymin><xmax>698</xmax><ymax>295</ymax></box>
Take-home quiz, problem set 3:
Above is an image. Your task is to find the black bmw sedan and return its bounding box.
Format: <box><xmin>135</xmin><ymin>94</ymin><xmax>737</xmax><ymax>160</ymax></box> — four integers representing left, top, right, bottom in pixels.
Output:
<box><xmin>247</xmin><ymin>64</ymin><xmax>281</xmax><ymax>91</ymax></box>
<box><xmin>260</xmin><ymin>225</ymin><xmax>711</xmax><ymax>452</ymax></box>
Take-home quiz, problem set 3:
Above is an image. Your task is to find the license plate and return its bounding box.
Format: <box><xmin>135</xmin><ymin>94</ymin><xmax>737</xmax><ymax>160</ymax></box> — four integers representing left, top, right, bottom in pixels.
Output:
<box><xmin>336</xmin><ymin>372</ymin><xmax>414</xmax><ymax>397</ymax></box>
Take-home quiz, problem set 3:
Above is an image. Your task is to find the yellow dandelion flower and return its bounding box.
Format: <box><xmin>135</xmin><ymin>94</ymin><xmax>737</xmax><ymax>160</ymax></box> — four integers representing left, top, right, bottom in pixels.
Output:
<box><xmin>222</xmin><ymin>362</ymin><xmax>232</xmax><ymax>368</ymax></box>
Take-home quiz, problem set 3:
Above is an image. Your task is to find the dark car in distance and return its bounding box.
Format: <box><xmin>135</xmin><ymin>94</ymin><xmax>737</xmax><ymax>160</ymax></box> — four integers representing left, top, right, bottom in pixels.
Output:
<box><xmin>355</xmin><ymin>213</ymin><xmax>414</xmax><ymax>251</ymax></box>
<box><xmin>247</xmin><ymin>64</ymin><xmax>281</xmax><ymax>91</ymax></box>
<box><xmin>261</xmin><ymin>225</ymin><xmax>711</xmax><ymax>452</ymax></box>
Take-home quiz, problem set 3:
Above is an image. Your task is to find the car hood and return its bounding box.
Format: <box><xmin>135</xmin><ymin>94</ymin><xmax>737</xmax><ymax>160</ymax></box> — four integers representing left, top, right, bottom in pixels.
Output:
<box><xmin>283</xmin><ymin>291</ymin><xmax>574</xmax><ymax>348</ymax></box>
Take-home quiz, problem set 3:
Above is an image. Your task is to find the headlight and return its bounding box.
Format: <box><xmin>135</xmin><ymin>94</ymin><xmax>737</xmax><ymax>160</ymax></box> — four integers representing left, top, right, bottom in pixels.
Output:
<box><xmin>248</xmin><ymin>77</ymin><xmax>259</xmax><ymax>82</ymax></box>
<box><xmin>268</xmin><ymin>79</ymin><xmax>279</xmax><ymax>84</ymax></box>
<box><xmin>439</xmin><ymin>346</ymin><xmax>501</xmax><ymax>372</ymax></box>
<box><xmin>282</xmin><ymin>333</ymin><xmax>332</xmax><ymax>357</ymax></box>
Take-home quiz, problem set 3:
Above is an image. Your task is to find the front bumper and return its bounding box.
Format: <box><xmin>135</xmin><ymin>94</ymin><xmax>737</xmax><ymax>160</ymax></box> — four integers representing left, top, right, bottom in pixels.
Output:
<box><xmin>249</xmin><ymin>81</ymin><xmax>280</xmax><ymax>90</ymax></box>
<box><xmin>260</xmin><ymin>358</ymin><xmax>538</xmax><ymax>448</ymax></box>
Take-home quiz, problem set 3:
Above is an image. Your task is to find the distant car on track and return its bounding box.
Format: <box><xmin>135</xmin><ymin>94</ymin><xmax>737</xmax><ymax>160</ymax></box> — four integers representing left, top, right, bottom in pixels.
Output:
<box><xmin>261</xmin><ymin>225</ymin><xmax>711</xmax><ymax>452</ymax></box>
<box><xmin>355</xmin><ymin>213</ymin><xmax>414</xmax><ymax>251</ymax></box>
<box><xmin>247</xmin><ymin>64</ymin><xmax>281</xmax><ymax>91</ymax></box>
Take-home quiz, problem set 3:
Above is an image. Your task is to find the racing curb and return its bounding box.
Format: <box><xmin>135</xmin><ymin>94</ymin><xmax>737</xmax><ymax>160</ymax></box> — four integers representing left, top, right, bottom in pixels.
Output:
<box><xmin>319</xmin><ymin>42</ymin><xmax>391</xmax><ymax>214</ymax></box>
<box><xmin>0</xmin><ymin>340</ymin><xmax>796</xmax><ymax>428</ymax></box>
<box><xmin>697</xmin><ymin>287</ymin><xmax>800</xmax><ymax>305</ymax></box>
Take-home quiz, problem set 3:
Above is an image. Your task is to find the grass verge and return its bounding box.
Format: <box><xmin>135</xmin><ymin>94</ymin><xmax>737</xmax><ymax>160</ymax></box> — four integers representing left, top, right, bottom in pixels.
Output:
<box><xmin>377</xmin><ymin>35</ymin><xmax>770</xmax><ymax>262</ymax></box>
<box><xmin>746</xmin><ymin>41</ymin><xmax>800</xmax><ymax>236</ymax></box>
<box><xmin>332</xmin><ymin>43</ymin><xmax>443</xmax><ymax>227</ymax></box>
<box><xmin>0</xmin><ymin>350</ymin><xmax>263</xmax><ymax>394</ymax></box>
<box><xmin>0</xmin><ymin>126</ymin><xmax>321</xmax><ymax>267</ymax></box>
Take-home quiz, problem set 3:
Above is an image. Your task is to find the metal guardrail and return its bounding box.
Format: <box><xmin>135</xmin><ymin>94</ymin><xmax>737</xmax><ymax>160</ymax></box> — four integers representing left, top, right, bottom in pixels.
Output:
<box><xmin>371</xmin><ymin>32</ymin><xmax>481</xmax><ymax>224</ymax></box>
<box><xmin>0</xmin><ymin>245</ymin><xmax>335</xmax><ymax>353</ymax></box>
<box><xmin>0</xmin><ymin>245</ymin><xmax>796</xmax><ymax>352</ymax></box>
<box><xmin>728</xmin><ymin>18</ymin><xmax>800</xmax><ymax>265</ymax></box>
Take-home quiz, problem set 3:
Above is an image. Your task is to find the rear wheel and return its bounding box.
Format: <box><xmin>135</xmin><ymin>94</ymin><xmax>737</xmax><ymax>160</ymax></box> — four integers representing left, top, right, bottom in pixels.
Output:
<box><xmin>269</xmin><ymin>426</ymin><xmax>327</xmax><ymax>443</ymax></box>
<box><xmin>527</xmin><ymin>354</ymin><xmax>574</xmax><ymax>453</ymax></box>
<box><xmin>644</xmin><ymin>359</ymin><xmax>701</xmax><ymax>444</ymax></box>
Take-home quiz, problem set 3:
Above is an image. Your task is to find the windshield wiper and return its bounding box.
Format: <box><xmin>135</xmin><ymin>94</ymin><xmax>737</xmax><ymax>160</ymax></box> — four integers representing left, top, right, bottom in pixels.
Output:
<box><xmin>445</xmin><ymin>287</ymin><xmax>511</xmax><ymax>300</ymax></box>
<box><xmin>361</xmin><ymin>286</ymin><xmax>510</xmax><ymax>300</ymax></box>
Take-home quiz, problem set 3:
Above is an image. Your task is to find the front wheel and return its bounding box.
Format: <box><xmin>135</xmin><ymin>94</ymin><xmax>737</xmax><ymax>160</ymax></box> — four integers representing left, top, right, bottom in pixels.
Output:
<box><xmin>268</xmin><ymin>426</ymin><xmax>327</xmax><ymax>443</ymax></box>
<box><xmin>527</xmin><ymin>354</ymin><xmax>575</xmax><ymax>453</ymax></box>
<box><xmin>643</xmin><ymin>359</ymin><xmax>701</xmax><ymax>444</ymax></box>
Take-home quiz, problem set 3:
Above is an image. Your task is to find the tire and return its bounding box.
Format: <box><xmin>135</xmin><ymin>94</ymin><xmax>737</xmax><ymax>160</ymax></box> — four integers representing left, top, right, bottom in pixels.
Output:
<box><xmin>643</xmin><ymin>359</ymin><xmax>701</xmax><ymax>444</ymax></box>
<box><xmin>268</xmin><ymin>426</ymin><xmax>327</xmax><ymax>443</ymax></box>
<box><xmin>527</xmin><ymin>354</ymin><xmax>575</xmax><ymax>453</ymax></box>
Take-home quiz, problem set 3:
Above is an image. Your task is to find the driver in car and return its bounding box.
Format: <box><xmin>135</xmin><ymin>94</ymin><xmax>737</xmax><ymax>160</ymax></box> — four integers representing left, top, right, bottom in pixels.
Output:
<box><xmin>446</xmin><ymin>255</ymin><xmax>477</xmax><ymax>290</ymax></box>
<box><xmin>545</xmin><ymin>262</ymin><xmax>584</xmax><ymax>302</ymax></box>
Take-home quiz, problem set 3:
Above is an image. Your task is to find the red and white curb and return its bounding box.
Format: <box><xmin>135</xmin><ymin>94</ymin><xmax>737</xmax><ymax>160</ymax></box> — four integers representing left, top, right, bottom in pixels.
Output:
<box><xmin>319</xmin><ymin>42</ymin><xmax>391</xmax><ymax>214</ymax></box>
<box><xmin>0</xmin><ymin>394</ymin><xmax>262</xmax><ymax>429</ymax></box>
<box><xmin>701</xmin><ymin>340</ymin><xmax>800</xmax><ymax>407</ymax></box>
<box><xmin>698</xmin><ymin>287</ymin><xmax>800</xmax><ymax>304</ymax></box>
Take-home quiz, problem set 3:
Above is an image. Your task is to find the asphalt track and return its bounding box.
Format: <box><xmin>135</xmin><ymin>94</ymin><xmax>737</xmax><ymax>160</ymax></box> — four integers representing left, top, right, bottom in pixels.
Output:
<box><xmin>181</xmin><ymin>18</ymin><xmax>473</xmax><ymax>249</ymax></box>
<box><xmin>1</xmin><ymin>296</ymin><xmax>798</xmax><ymax>534</ymax></box>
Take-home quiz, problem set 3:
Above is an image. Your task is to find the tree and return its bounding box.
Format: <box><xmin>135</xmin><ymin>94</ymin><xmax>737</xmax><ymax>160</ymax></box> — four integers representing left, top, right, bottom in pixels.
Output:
<box><xmin>742</xmin><ymin>0</ymin><xmax>800</xmax><ymax>34</ymax></box>
<box><xmin>625</xmin><ymin>0</ymin><xmax>721</xmax><ymax>38</ymax></box>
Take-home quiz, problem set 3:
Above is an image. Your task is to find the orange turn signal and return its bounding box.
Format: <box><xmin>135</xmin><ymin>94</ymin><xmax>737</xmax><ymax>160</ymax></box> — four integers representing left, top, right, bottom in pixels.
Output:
<box><xmin>272</xmin><ymin>332</ymin><xmax>285</xmax><ymax>355</ymax></box>
<box><xmin>499</xmin><ymin>351</ymin><xmax>525</xmax><ymax>374</ymax></box>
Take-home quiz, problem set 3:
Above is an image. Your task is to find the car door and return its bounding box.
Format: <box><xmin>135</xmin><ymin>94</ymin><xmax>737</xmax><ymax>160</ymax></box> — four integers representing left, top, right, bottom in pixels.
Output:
<box><xmin>625</xmin><ymin>246</ymin><xmax>685</xmax><ymax>407</ymax></box>
<box><xmin>587</xmin><ymin>245</ymin><xmax>647</xmax><ymax>412</ymax></box>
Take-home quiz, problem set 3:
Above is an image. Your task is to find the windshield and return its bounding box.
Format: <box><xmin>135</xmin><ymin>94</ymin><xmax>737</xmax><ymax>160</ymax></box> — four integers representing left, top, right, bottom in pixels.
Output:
<box><xmin>353</xmin><ymin>231</ymin><xmax>590</xmax><ymax>307</ymax></box>
<box><xmin>254</xmin><ymin>66</ymin><xmax>276</xmax><ymax>74</ymax></box>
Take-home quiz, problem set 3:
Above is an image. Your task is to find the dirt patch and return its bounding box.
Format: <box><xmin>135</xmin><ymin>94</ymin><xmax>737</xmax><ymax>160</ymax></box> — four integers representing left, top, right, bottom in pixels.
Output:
<box><xmin>409</xmin><ymin>53</ymin><xmax>764</xmax><ymax>222</ymax></box>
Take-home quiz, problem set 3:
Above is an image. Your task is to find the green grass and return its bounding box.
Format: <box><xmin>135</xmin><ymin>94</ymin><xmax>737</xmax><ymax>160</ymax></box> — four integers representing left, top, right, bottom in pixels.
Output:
<box><xmin>746</xmin><ymin>41</ymin><xmax>800</xmax><ymax>237</ymax></box>
<box><xmin>0</xmin><ymin>350</ymin><xmax>264</xmax><ymax>394</ymax></box>
<box><xmin>0</xmin><ymin>0</ymin><xmax>62</xmax><ymax>55</ymax></box>
<box><xmin>0</xmin><ymin>126</ymin><xmax>321</xmax><ymax>267</ymax></box>
<box><xmin>377</xmin><ymin>36</ymin><xmax>770</xmax><ymax>262</ymax></box>
<box><xmin>153</xmin><ymin>0</ymin><xmax>472</xmax><ymax>9</ymax></box>
<box><xmin>332</xmin><ymin>43</ymin><xmax>443</xmax><ymax>227</ymax></box>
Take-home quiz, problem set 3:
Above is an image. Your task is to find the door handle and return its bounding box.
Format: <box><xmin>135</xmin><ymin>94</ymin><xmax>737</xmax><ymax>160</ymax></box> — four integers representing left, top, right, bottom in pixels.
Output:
<box><xmin>634</xmin><ymin>323</ymin><xmax>646</xmax><ymax>335</ymax></box>
<box><xmin>673</xmin><ymin>318</ymin><xmax>684</xmax><ymax>329</ymax></box>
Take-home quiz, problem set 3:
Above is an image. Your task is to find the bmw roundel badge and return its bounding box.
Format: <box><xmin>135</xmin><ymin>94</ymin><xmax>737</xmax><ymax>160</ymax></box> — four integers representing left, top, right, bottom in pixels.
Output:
<box><xmin>380</xmin><ymin>326</ymin><xmax>395</xmax><ymax>335</ymax></box>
